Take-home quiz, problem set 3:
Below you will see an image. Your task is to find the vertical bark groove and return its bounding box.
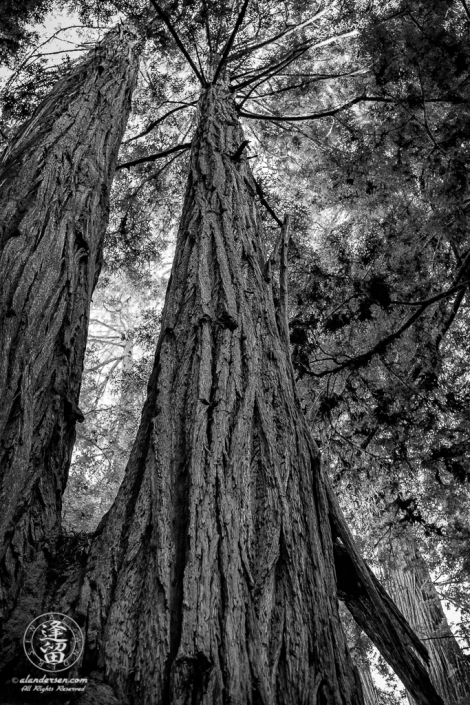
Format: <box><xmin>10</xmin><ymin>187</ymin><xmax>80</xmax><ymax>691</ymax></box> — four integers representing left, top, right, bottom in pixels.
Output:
<box><xmin>379</xmin><ymin>534</ymin><xmax>470</xmax><ymax>705</ymax></box>
<box><xmin>67</xmin><ymin>83</ymin><xmax>363</xmax><ymax>705</ymax></box>
<box><xmin>0</xmin><ymin>22</ymin><xmax>141</xmax><ymax>673</ymax></box>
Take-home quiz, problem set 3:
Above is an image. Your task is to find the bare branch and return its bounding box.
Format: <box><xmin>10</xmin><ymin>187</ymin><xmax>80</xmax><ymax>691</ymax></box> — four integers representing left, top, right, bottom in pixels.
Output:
<box><xmin>278</xmin><ymin>215</ymin><xmax>291</xmax><ymax>346</ymax></box>
<box><xmin>229</xmin><ymin>6</ymin><xmax>332</xmax><ymax>63</ymax></box>
<box><xmin>245</xmin><ymin>177</ymin><xmax>283</xmax><ymax>227</ymax></box>
<box><xmin>239</xmin><ymin>68</ymin><xmax>370</xmax><ymax>103</ymax></box>
<box><xmin>148</xmin><ymin>0</ymin><xmax>206</xmax><ymax>85</ymax></box>
<box><xmin>213</xmin><ymin>0</ymin><xmax>251</xmax><ymax>84</ymax></box>
<box><xmin>232</xmin><ymin>29</ymin><xmax>358</xmax><ymax>91</ymax></box>
<box><xmin>239</xmin><ymin>95</ymin><xmax>365</xmax><ymax>122</ymax></box>
<box><xmin>86</xmin><ymin>355</ymin><xmax>125</xmax><ymax>374</ymax></box>
<box><xmin>123</xmin><ymin>103</ymin><xmax>196</xmax><ymax>144</ymax></box>
<box><xmin>116</xmin><ymin>142</ymin><xmax>192</xmax><ymax>170</ymax></box>
<box><xmin>232</xmin><ymin>39</ymin><xmax>312</xmax><ymax>90</ymax></box>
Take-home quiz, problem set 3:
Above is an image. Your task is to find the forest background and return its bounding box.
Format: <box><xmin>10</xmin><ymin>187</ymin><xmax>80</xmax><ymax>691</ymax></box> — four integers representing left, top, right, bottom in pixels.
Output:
<box><xmin>1</xmin><ymin>0</ymin><xmax>470</xmax><ymax>702</ymax></box>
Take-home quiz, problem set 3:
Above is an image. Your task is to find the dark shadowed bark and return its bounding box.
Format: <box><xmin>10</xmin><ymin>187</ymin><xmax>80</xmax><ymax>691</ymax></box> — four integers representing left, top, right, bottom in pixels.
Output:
<box><xmin>0</xmin><ymin>22</ymin><xmax>141</xmax><ymax>668</ymax></box>
<box><xmin>379</xmin><ymin>534</ymin><xmax>470</xmax><ymax>705</ymax></box>
<box><xmin>37</xmin><ymin>83</ymin><xmax>444</xmax><ymax>705</ymax></box>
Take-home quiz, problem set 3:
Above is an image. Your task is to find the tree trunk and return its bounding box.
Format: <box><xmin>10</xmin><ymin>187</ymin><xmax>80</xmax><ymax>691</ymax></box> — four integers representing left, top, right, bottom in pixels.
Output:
<box><xmin>379</xmin><ymin>534</ymin><xmax>470</xmax><ymax>705</ymax></box>
<box><xmin>41</xmin><ymin>82</ymin><xmax>441</xmax><ymax>705</ymax></box>
<box><xmin>65</xmin><ymin>82</ymin><xmax>365</xmax><ymax>705</ymax></box>
<box><xmin>0</xmin><ymin>80</ymin><xmax>446</xmax><ymax>705</ymax></box>
<box><xmin>358</xmin><ymin>664</ymin><xmax>379</xmax><ymax>705</ymax></box>
<box><xmin>0</xmin><ymin>21</ymin><xmax>140</xmax><ymax>663</ymax></box>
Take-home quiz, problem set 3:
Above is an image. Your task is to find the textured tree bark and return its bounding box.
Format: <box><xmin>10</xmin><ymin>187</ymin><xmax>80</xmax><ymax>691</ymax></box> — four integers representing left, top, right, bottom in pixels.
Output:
<box><xmin>0</xmin><ymin>75</ymin><xmax>447</xmax><ymax>705</ymax></box>
<box><xmin>379</xmin><ymin>534</ymin><xmax>470</xmax><ymax>705</ymax></box>
<box><xmin>357</xmin><ymin>664</ymin><xmax>379</xmax><ymax>705</ymax></box>
<box><xmin>40</xmin><ymin>81</ymin><xmax>443</xmax><ymax>705</ymax></box>
<box><xmin>64</xmin><ymin>82</ymin><xmax>366</xmax><ymax>705</ymax></box>
<box><xmin>0</xmin><ymin>22</ymin><xmax>141</xmax><ymax>670</ymax></box>
<box><xmin>331</xmin><ymin>527</ymin><xmax>444</xmax><ymax>705</ymax></box>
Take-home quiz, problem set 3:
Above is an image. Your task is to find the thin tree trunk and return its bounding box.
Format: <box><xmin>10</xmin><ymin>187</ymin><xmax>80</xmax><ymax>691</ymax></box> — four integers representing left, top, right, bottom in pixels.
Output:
<box><xmin>379</xmin><ymin>534</ymin><xmax>470</xmax><ymax>705</ymax></box>
<box><xmin>0</xmin><ymin>22</ymin><xmax>140</xmax><ymax>661</ymax></box>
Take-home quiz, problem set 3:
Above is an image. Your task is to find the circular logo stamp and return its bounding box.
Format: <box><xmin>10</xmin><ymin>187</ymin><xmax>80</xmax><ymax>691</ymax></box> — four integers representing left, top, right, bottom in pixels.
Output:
<box><xmin>23</xmin><ymin>613</ymin><xmax>84</xmax><ymax>672</ymax></box>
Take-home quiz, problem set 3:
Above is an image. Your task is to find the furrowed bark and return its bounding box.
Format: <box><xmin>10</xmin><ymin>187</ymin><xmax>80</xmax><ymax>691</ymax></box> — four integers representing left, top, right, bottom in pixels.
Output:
<box><xmin>66</xmin><ymin>82</ymin><xmax>364</xmax><ymax>705</ymax></box>
<box><xmin>329</xmin><ymin>489</ymin><xmax>445</xmax><ymax>705</ymax></box>
<box><xmin>0</xmin><ymin>22</ymin><xmax>141</xmax><ymax>672</ymax></box>
<box><xmin>358</xmin><ymin>665</ymin><xmax>379</xmax><ymax>705</ymax></box>
<box><xmin>379</xmin><ymin>534</ymin><xmax>470</xmax><ymax>705</ymax></box>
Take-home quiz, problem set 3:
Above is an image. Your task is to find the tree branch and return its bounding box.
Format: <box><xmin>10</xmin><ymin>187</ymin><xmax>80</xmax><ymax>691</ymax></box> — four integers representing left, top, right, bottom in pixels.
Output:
<box><xmin>245</xmin><ymin>177</ymin><xmax>283</xmax><ymax>226</ymax></box>
<box><xmin>123</xmin><ymin>103</ymin><xmax>196</xmax><ymax>144</ymax></box>
<box><xmin>240</xmin><ymin>95</ymin><xmax>365</xmax><ymax>122</ymax></box>
<box><xmin>213</xmin><ymin>0</ymin><xmax>251</xmax><ymax>84</ymax></box>
<box><xmin>233</xmin><ymin>40</ymin><xmax>312</xmax><ymax>91</ymax></box>
<box><xmin>86</xmin><ymin>355</ymin><xmax>125</xmax><ymax>374</ymax></box>
<box><xmin>148</xmin><ymin>0</ymin><xmax>206</xmax><ymax>85</ymax></box>
<box><xmin>309</xmin><ymin>282</ymin><xmax>469</xmax><ymax>377</ymax></box>
<box><xmin>116</xmin><ymin>142</ymin><xmax>192</xmax><ymax>170</ymax></box>
<box><xmin>229</xmin><ymin>6</ymin><xmax>332</xmax><ymax>63</ymax></box>
<box><xmin>278</xmin><ymin>215</ymin><xmax>291</xmax><ymax>346</ymax></box>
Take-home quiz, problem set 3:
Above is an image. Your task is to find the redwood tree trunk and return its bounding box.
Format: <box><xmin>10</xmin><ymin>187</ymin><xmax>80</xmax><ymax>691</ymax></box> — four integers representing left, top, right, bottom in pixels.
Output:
<box><xmin>379</xmin><ymin>534</ymin><xmax>470</xmax><ymax>705</ymax></box>
<box><xmin>0</xmin><ymin>22</ymin><xmax>140</xmax><ymax>663</ymax></box>
<box><xmin>358</xmin><ymin>665</ymin><xmax>379</xmax><ymax>705</ymax></box>
<box><xmin>66</xmin><ymin>82</ymin><xmax>365</xmax><ymax>705</ymax></box>
<box><xmin>0</xmin><ymin>77</ymin><xmax>446</xmax><ymax>705</ymax></box>
<box><xmin>41</xmin><ymin>81</ymin><xmax>444</xmax><ymax>705</ymax></box>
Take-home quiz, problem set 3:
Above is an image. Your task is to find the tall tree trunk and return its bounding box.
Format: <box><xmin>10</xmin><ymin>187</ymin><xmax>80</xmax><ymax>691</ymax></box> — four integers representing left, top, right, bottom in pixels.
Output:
<box><xmin>67</xmin><ymin>81</ymin><xmax>365</xmax><ymax>705</ymax></box>
<box><xmin>379</xmin><ymin>534</ymin><xmax>470</xmax><ymax>705</ymax></box>
<box><xmin>42</xmin><ymin>82</ymin><xmax>444</xmax><ymax>705</ymax></box>
<box><xmin>0</xmin><ymin>81</ymin><xmax>447</xmax><ymax>705</ymax></box>
<box><xmin>0</xmin><ymin>22</ymin><xmax>140</xmax><ymax>661</ymax></box>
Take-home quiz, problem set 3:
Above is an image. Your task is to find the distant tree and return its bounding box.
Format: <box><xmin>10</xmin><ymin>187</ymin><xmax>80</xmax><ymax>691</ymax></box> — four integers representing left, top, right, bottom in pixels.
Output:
<box><xmin>379</xmin><ymin>532</ymin><xmax>470</xmax><ymax>705</ymax></box>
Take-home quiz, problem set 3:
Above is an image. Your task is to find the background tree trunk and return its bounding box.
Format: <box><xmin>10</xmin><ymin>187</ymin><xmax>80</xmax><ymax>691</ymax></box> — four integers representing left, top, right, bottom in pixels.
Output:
<box><xmin>0</xmin><ymin>22</ymin><xmax>140</xmax><ymax>669</ymax></box>
<box><xmin>379</xmin><ymin>533</ymin><xmax>470</xmax><ymax>705</ymax></box>
<box><xmin>358</xmin><ymin>665</ymin><xmax>379</xmax><ymax>705</ymax></box>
